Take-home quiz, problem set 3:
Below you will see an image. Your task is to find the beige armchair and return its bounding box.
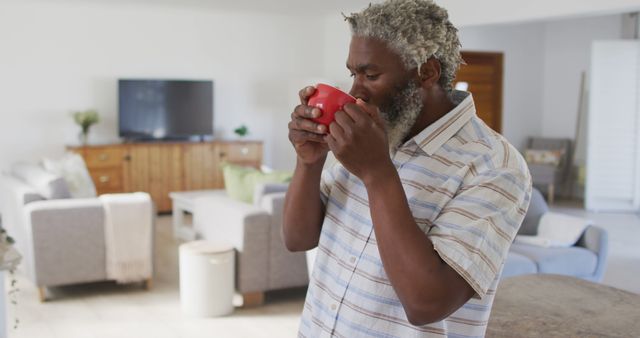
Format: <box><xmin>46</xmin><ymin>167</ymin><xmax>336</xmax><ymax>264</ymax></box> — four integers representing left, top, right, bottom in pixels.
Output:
<box><xmin>193</xmin><ymin>184</ymin><xmax>308</xmax><ymax>306</ymax></box>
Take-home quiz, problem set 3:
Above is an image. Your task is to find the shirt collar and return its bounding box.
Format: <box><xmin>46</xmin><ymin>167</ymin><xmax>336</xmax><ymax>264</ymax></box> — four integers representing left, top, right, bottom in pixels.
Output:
<box><xmin>410</xmin><ymin>90</ymin><xmax>477</xmax><ymax>156</ymax></box>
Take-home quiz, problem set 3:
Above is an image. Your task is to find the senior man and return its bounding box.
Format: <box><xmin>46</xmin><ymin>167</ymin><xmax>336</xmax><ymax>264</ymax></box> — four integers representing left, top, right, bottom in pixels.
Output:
<box><xmin>283</xmin><ymin>0</ymin><xmax>532</xmax><ymax>337</ymax></box>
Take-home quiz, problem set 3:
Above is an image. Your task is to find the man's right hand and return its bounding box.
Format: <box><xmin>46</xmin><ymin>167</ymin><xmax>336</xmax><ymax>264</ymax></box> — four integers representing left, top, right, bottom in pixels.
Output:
<box><xmin>288</xmin><ymin>86</ymin><xmax>329</xmax><ymax>165</ymax></box>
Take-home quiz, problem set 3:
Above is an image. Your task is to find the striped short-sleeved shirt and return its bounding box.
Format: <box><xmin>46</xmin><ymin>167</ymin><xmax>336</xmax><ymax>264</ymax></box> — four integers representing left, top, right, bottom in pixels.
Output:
<box><xmin>299</xmin><ymin>91</ymin><xmax>532</xmax><ymax>338</ymax></box>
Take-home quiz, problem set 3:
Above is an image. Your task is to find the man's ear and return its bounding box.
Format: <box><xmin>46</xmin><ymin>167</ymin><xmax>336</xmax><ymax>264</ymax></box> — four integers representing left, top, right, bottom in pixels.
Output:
<box><xmin>418</xmin><ymin>58</ymin><xmax>441</xmax><ymax>88</ymax></box>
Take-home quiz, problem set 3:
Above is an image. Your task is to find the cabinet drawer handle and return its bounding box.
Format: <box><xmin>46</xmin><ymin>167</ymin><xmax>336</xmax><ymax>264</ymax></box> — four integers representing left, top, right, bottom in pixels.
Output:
<box><xmin>99</xmin><ymin>153</ymin><xmax>109</xmax><ymax>161</ymax></box>
<box><xmin>99</xmin><ymin>175</ymin><xmax>110</xmax><ymax>183</ymax></box>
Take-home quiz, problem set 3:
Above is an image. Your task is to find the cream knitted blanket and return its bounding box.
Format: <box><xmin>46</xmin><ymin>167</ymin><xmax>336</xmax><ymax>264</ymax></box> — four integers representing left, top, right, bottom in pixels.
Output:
<box><xmin>99</xmin><ymin>192</ymin><xmax>152</xmax><ymax>283</ymax></box>
<box><xmin>515</xmin><ymin>211</ymin><xmax>592</xmax><ymax>248</ymax></box>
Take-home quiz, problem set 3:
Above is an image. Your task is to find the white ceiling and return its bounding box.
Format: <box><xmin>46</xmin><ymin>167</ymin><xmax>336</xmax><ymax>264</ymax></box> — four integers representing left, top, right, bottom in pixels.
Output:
<box><xmin>18</xmin><ymin>0</ymin><xmax>640</xmax><ymax>26</ymax></box>
<box><xmin>441</xmin><ymin>0</ymin><xmax>640</xmax><ymax>26</ymax></box>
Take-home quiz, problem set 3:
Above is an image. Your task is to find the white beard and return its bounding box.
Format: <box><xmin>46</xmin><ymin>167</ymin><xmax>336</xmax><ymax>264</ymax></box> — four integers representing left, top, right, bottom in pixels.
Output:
<box><xmin>379</xmin><ymin>82</ymin><xmax>424</xmax><ymax>153</ymax></box>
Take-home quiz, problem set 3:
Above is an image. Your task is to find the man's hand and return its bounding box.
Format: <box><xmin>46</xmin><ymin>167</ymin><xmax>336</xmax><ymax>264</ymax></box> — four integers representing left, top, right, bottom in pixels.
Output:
<box><xmin>324</xmin><ymin>99</ymin><xmax>394</xmax><ymax>183</ymax></box>
<box><xmin>288</xmin><ymin>86</ymin><xmax>330</xmax><ymax>165</ymax></box>
<box><xmin>283</xmin><ymin>86</ymin><xmax>329</xmax><ymax>252</ymax></box>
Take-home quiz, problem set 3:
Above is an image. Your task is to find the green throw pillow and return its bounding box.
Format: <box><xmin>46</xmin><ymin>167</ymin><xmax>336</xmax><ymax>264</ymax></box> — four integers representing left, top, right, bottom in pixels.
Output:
<box><xmin>221</xmin><ymin>163</ymin><xmax>292</xmax><ymax>204</ymax></box>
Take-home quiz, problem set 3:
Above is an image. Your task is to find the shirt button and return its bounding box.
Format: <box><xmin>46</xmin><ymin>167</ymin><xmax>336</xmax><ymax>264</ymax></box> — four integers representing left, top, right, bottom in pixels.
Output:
<box><xmin>349</xmin><ymin>257</ymin><xmax>356</xmax><ymax>264</ymax></box>
<box><xmin>331</xmin><ymin>304</ymin><xmax>337</xmax><ymax>311</ymax></box>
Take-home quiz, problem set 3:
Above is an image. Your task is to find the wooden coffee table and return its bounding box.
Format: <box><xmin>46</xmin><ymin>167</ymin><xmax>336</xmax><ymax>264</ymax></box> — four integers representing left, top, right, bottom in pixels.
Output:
<box><xmin>169</xmin><ymin>190</ymin><xmax>225</xmax><ymax>240</ymax></box>
<box><xmin>487</xmin><ymin>274</ymin><xmax>640</xmax><ymax>337</ymax></box>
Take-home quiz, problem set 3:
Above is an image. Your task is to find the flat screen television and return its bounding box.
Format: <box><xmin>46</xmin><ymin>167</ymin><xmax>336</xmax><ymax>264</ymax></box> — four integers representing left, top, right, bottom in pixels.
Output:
<box><xmin>118</xmin><ymin>79</ymin><xmax>213</xmax><ymax>140</ymax></box>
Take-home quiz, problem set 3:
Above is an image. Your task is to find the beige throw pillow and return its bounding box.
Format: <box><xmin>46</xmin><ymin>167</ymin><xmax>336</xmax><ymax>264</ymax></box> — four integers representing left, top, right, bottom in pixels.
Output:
<box><xmin>11</xmin><ymin>162</ymin><xmax>71</xmax><ymax>200</ymax></box>
<box><xmin>524</xmin><ymin>149</ymin><xmax>564</xmax><ymax>167</ymax></box>
<box><xmin>221</xmin><ymin>163</ymin><xmax>292</xmax><ymax>204</ymax></box>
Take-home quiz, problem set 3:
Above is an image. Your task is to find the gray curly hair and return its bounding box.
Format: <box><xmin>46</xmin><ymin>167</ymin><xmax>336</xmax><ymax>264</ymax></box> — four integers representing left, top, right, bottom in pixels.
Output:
<box><xmin>345</xmin><ymin>0</ymin><xmax>463</xmax><ymax>93</ymax></box>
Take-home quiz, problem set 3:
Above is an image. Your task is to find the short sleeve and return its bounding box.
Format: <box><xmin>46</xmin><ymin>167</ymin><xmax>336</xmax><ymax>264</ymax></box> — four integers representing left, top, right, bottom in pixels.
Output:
<box><xmin>428</xmin><ymin>167</ymin><xmax>531</xmax><ymax>298</ymax></box>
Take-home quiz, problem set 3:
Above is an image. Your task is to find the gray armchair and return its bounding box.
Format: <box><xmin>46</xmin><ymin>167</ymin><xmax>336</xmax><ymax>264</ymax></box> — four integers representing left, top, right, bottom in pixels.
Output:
<box><xmin>0</xmin><ymin>162</ymin><xmax>154</xmax><ymax>301</ymax></box>
<box><xmin>525</xmin><ymin>137</ymin><xmax>572</xmax><ymax>203</ymax></box>
<box><xmin>193</xmin><ymin>183</ymin><xmax>309</xmax><ymax>306</ymax></box>
<box><xmin>503</xmin><ymin>188</ymin><xmax>608</xmax><ymax>282</ymax></box>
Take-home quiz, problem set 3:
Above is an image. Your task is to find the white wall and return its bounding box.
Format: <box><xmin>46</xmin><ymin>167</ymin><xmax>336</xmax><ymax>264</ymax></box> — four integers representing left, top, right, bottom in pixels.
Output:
<box><xmin>439</xmin><ymin>0</ymin><xmax>640</xmax><ymax>27</ymax></box>
<box><xmin>458</xmin><ymin>23</ymin><xmax>547</xmax><ymax>150</ymax></box>
<box><xmin>541</xmin><ymin>14</ymin><xmax>622</xmax><ymax>165</ymax></box>
<box><xmin>0</xmin><ymin>1</ymin><xmax>323</xmax><ymax>171</ymax></box>
<box><xmin>321</xmin><ymin>15</ymin><xmax>353</xmax><ymax>87</ymax></box>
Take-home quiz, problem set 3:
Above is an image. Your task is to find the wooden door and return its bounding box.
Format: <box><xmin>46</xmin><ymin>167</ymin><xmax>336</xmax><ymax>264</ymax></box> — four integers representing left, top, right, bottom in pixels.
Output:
<box><xmin>454</xmin><ymin>51</ymin><xmax>504</xmax><ymax>133</ymax></box>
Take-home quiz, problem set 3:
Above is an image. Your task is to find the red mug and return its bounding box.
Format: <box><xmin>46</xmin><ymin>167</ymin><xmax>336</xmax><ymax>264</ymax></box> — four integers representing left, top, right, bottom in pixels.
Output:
<box><xmin>308</xmin><ymin>83</ymin><xmax>356</xmax><ymax>127</ymax></box>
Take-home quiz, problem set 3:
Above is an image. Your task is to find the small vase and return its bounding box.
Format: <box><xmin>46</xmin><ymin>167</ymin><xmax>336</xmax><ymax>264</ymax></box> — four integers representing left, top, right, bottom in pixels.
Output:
<box><xmin>79</xmin><ymin>131</ymin><xmax>89</xmax><ymax>146</ymax></box>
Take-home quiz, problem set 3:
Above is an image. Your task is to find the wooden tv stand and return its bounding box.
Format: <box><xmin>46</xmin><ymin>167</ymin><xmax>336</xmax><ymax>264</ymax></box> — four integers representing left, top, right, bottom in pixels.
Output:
<box><xmin>68</xmin><ymin>140</ymin><xmax>262</xmax><ymax>213</ymax></box>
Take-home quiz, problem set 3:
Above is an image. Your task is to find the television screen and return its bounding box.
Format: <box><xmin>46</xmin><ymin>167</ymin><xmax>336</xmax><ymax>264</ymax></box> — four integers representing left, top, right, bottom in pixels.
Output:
<box><xmin>118</xmin><ymin>79</ymin><xmax>213</xmax><ymax>140</ymax></box>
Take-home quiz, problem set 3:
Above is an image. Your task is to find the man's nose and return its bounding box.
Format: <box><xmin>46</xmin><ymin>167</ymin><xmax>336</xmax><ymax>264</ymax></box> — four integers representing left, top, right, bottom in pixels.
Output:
<box><xmin>349</xmin><ymin>78</ymin><xmax>366</xmax><ymax>100</ymax></box>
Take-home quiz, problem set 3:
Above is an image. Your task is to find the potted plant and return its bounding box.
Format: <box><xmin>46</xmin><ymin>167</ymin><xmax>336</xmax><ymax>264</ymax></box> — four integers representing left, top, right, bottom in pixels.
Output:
<box><xmin>72</xmin><ymin>109</ymin><xmax>100</xmax><ymax>145</ymax></box>
<box><xmin>233</xmin><ymin>124</ymin><xmax>249</xmax><ymax>138</ymax></box>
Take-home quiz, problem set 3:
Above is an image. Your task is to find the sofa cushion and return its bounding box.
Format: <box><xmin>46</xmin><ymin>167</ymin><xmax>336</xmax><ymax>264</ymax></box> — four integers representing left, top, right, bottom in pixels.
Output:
<box><xmin>10</xmin><ymin>162</ymin><xmax>71</xmax><ymax>200</ymax></box>
<box><xmin>525</xmin><ymin>149</ymin><xmax>564</xmax><ymax>166</ymax></box>
<box><xmin>42</xmin><ymin>152</ymin><xmax>97</xmax><ymax>198</ymax></box>
<box><xmin>510</xmin><ymin>243</ymin><xmax>597</xmax><ymax>277</ymax></box>
<box><xmin>222</xmin><ymin>163</ymin><xmax>292</xmax><ymax>204</ymax></box>
<box><xmin>518</xmin><ymin>188</ymin><xmax>548</xmax><ymax>236</ymax></box>
<box><xmin>503</xmin><ymin>251</ymin><xmax>538</xmax><ymax>278</ymax></box>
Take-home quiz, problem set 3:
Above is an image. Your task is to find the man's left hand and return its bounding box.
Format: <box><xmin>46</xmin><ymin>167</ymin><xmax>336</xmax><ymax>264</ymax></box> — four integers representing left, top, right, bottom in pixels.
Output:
<box><xmin>324</xmin><ymin>99</ymin><xmax>394</xmax><ymax>184</ymax></box>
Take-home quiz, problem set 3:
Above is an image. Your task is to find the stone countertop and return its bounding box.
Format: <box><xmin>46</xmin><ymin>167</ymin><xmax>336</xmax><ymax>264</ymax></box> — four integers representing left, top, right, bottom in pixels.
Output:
<box><xmin>487</xmin><ymin>274</ymin><xmax>640</xmax><ymax>337</ymax></box>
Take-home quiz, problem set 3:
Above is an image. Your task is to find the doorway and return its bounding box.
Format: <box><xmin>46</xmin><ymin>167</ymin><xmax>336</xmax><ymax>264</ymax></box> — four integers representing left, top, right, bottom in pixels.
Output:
<box><xmin>454</xmin><ymin>51</ymin><xmax>504</xmax><ymax>133</ymax></box>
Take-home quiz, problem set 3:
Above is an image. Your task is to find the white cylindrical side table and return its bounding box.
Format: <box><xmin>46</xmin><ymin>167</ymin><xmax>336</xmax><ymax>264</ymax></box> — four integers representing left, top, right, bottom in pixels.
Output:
<box><xmin>179</xmin><ymin>240</ymin><xmax>235</xmax><ymax>317</ymax></box>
